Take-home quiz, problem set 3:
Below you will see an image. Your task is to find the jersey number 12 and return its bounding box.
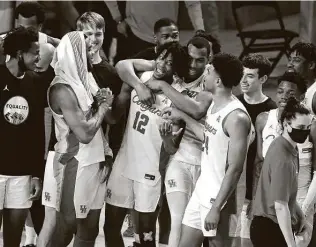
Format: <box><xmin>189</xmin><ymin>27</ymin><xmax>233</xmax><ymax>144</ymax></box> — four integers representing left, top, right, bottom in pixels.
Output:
<box><xmin>133</xmin><ymin>111</ymin><xmax>149</xmax><ymax>134</ymax></box>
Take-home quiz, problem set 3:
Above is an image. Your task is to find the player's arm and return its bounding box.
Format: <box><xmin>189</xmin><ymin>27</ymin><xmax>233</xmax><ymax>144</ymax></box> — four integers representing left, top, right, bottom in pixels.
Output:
<box><xmin>272</xmin><ymin>161</ymin><xmax>296</xmax><ymax>247</ymax></box>
<box><xmin>163</xmin><ymin>107</ymin><xmax>204</xmax><ymax>141</ymax></box>
<box><xmin>148</xmin><ymin>79</ymin><xmax>212</xmax><ymax>120</ymax></box>
<box><xmin>47</xmin><ymin>35</ymin><xmax>60</xmax><ymax>47</ymax></box>
<box><xmin>49</xmin><ymin>84</ymin><xmax>111</xmax><ymax>144</ymax></box>
<box><xmin>111</xmin><ymin>82</ymin><xmax>134</xmax><ymax>122</ymax></box>
<box><xmin>212</xmin><ymin>110</ymin><xmax>251</xmax><ymax>211</ymax></box>
<box><xmin>302</xmin><ymin>121</ymin><xmax>316</xmax><ymax>214</ymax></box>
<box><xmin>159</xmin><ymin>120</ymin><xmax>185</xmax><ymax>155</ymax></box>
<box><xmin>184</xmin><ymin>1</ymin><xmax>205</xmax><ymax>31</ymax></box>
<box><xmin>252</xmin><ymin>112</ymin><xmax>268</xmax><ymax>199</ymax></box>
<box><xmin>115</xmin><ymin>59</ymin><xmax>155</xmax><ymax>105</ymax></box>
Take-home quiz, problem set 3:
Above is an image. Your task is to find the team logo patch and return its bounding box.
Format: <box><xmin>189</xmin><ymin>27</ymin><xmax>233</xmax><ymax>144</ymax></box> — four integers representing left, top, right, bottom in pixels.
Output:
<box><xmin>3</xmin><ymin>96</ymin><xmax>29</xmax><ymax>125</ymax></box>
<box><xmin>168</xmin><ymin>179</ymin><xmax>177</xmax><ymax>188</ymax></box>
<box><xmin>80</xmin><ymin>205</ymin><xmax>87</xmax><ymax>214</ymax></box>
<box><xmin>44</xmin><ymin>192</ymin><xmax>51</xmax><ymax>202</ymax></box>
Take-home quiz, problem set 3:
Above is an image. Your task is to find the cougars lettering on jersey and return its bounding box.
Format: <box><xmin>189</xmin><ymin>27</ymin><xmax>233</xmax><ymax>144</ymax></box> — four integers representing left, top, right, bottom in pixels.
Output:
<box><xmin>170</xmin><ymin>69</ymin><xmax>208</xmax><ymax>166</ymax></box>
<box><xmin>194</xmin><ymin>98</ymin><xmax>254</xmax><ymax>211</ymax></box>
<box><xmin>114</xmin><ymin>71</ymin><xmax>181</xmax><ymax>185</ymax></box>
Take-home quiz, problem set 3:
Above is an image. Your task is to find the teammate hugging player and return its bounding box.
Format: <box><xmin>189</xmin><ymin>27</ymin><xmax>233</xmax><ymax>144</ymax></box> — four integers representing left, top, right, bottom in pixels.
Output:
<box><xmin>104</xmin><ymin>41</ymin><xmax>188</xmax><ymax>247</ymax></box>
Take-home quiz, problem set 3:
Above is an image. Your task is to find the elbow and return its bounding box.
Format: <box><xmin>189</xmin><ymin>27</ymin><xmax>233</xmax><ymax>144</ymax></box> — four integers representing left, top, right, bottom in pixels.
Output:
<box><xmin>115</xmin><ymin>60</ymin><xmax>127</xmax><ymax>73</ymax></box>
<box><xmin>78</xmin><ymin>133</ymin><xmax>93</xmax><ymax>145</ymax></box>
<box><xmin>192</xmin><ymin>109</ymin><xmax>206</xmax><ymax>120</ymax></box>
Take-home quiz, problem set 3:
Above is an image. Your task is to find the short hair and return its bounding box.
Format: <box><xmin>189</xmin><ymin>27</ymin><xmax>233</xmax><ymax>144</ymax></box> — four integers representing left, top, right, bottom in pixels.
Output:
<box><xmin>290</xmin><ymin>42</ymin><xmax>316</xmax><ymax>63</ymax></box>
<box><xmin>280</xmin><ymin>97</ymin><xmax>310</xmax><ymax>125</ymax></box>
<box><xmin>187</xmin><ymin>37</ymin><xmax>211</xmax><ymax>57</ymax></box>
<box><xmin>278</xmin><ymin>71</ymin><xmax>307</xmax><ymax>95</ymax></box>
<box><xmin>212</xmin><ymin>53</ymin><xmax>244</xmax><ymax>88</ymax></box>
<box><xmin>194</xmin><ymin>30</ymin><xmax>221</xmax><ymax>55</ymax></box>
<box><xmin>154</xmin><ymin>18</ymin><xmax>177</xmax><ymax>33</ymax></box>
<box><xmin>15</xmin><ymin>2</ymin><xmax>45</xmax><ymax>24</ymax></box>
<box><xmin>242</xmin><ymin>54</ymin><xmax>272</xmax><ymax>78</ymax></box>
<box><xmin>156</xmin><ymin>41</ymin><xmax>188</xmax><ymax>78</ymax></box>
<box><xmin>3</xmin><ymin>26</ymin><xmax>38</xmax><ymax>57</ymax></box>
<box><xmin>76</xmin><ymin>12</ymin><xmax>105</xmax><ymax>32</ymax></box>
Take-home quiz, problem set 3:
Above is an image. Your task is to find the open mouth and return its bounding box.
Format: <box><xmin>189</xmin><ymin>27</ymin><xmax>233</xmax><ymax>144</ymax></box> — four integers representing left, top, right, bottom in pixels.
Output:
<box><xmin>279</xmin><ymin>101</ymin><xmax>287</xmax><ymax>107</ymax></box>
<box><xmin>188</xmin><ymin>69</ymin><xmax>196</xmax><ymax>75</ymax></box>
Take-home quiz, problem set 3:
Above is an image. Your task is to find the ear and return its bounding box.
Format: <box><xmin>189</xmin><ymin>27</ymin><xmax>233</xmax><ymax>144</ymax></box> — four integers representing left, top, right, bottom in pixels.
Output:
<box><xmin>38</xmin><ymin>24</ymin><xmax>43</xmax><ymax>32</ymax></box>
<box><xmin>260</xmin><ymin>74</ymin><xmax>268</xmax><ymax>84</ymax></box>
<box><xmin>309</xmin><ymin>61</ymin><xmax>315</xmax><ymax>71</ymax></box>
<box><xmin>154</xmin><ymin>35</ymin><xmax>158</xmax><ymax>45</ymax></box>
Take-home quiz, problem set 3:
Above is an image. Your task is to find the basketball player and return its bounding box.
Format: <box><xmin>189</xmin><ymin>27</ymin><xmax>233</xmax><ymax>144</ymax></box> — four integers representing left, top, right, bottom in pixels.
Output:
<box><xmin>48</xmin><ymin>31</ymin><xmax>114</xmax><ymax>247</ymax></box>
<box><xmin>288</xmin><ymin>42</ymin><xmax>316</xmax><ymax>246</ymax></box>
<box><xmin>116</xmin><ymin>37</ymin><xmax>214</xmax><ymax>246</ymax></box>
<box><xmin>236</xmin><ymin>54</ymin><xmax>277</xmax><ymax>245</ymax></box>
<box><xmin>14</xmin><ymin>1</ymin><xmax>60</xmax><ymax>46</ymax></box>
<box><xmin>104</xmin><ymin>42</ymin><xmax>188</xmax><ymax>247</ymax></box>
<box><xmin>163</xmin><ymin>53</ymin><xmax>254</xmax><ymax>247</ymax></box>
<box><xmin>0</xmin><ymin>27</ymin><xmax>44</xmax><ymax>247</ymax></box>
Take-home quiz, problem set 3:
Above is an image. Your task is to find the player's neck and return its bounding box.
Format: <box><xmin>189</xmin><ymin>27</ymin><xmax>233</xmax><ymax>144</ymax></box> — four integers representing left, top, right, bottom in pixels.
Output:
<box><xmin>243</xmin><ymin>90</ymin><xmax>267</xmax><ymax>104</ymax></box>
<box><xmin>306</xmin><ymin>74</ymin><xmax>316</xmax><ymax>88</ymax></box>
<box><xmin>91</xmin><ymin>51</ymin><xmax>102</xmax><ymax>65</ymax></box>
<box><xmin>6</xmin><ymin>58</ymin><xmax>25</xmax><ymax>78</ymax></box>
<box><xmin>212</xmin><ymin>90</ymin><xmax>234</xmax><ymax>108</ymax></box>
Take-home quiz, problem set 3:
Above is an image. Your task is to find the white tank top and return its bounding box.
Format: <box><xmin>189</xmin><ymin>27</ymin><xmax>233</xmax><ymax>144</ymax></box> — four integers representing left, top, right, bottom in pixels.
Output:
<box><xmin>114</xmin><ymin>71</ymin><xmax>181</xmax><ymax>185</ymax></box>
<box><xmin>48</xmin><ymin>76</ymin><xmax>105</xmax><ymax>167</ymax></box>
<box><xmin>171</xmin><ymin>67</ymin><xmax>209</xmax><ymax>166</ymax></box>
<box><xmin>261</xmin><ymin>109</ymin><xmax>312</xmax><ymax>199</ymax></box>
<box><xmin>262</xmin><ymin>109</ymin><xmax>281</xmax><ymax>158</ymax></box>
<box><xmin>194</xmin><ymin>98</ymin><xmax>254</xmax><ymax>209</ymax></box>
<box><xmin>302</xmin><ymin>81</ymin><xmax>316</xmax><ymax>116</ymax></box>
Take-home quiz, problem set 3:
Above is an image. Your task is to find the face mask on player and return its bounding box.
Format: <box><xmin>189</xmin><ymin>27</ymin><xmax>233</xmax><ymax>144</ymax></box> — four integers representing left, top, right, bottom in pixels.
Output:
<box><xmin>287</xmin><ymin>125</ymin><xmax>310</xmax><ymax>144</ymax></box>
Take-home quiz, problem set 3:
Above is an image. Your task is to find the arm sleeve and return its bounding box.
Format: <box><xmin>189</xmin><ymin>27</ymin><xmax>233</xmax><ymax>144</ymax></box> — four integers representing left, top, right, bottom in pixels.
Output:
<box><xmin>105</xmin><ymin>1</ymin><xmax>122</xmax><ymax>22</ymax></box>
<box><xmin>270</xmin><ymin>160</ymin><xmax>294</xmax><ymax>203</ymax></box>
<box><xmin>185</xmin><ymin>1</ymin><xmax>205</xmax><ymax>31</ymax></box>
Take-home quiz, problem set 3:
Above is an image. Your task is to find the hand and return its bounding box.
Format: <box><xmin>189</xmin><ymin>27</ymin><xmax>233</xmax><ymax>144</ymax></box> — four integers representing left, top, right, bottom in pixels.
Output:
<box><xmin>204</xmin><ymin>206</ymin><xmax>221</xmax><ymax>231</ymax></box>
<box><xmin>161</xmin><ymin>107</ymin><xmax>183</xmax><ymax>123</ymax></box>
<box><xmin>117</xmin><ymin>20</ymin><xmax>128</xmax><ymax>38</ymax></box>
<box><xmin>96</xmin><ymin>88</ymin><xmax>114</xmax><ymax>107</ymax></box>
<box><xmin>246</xmin><ymin>200</ymin><xmax>253</xmax><ymax>220</ymax></box>
<box><xmin>135</xmin><ymin>83</ymin><xmax>155</xmax><ymax>106</ymax></box>
<box><xmin>99</xmin><ymin>156</ymin><xmax>113</xmax><ymax>184</ymax></box>
<box><xmin>159</xmin><ymin>120</ymin><xmax>183</xmax><ymax>142</ymax></box>
<box><xmin>29</xmin><ymin>177</ymin><xmax>42</xmax><ymax>201</ymax></box>
<box><xmin>145</xmin><ymin>77</ymin><xmax>164</xmax><ymax>92</ymax></box>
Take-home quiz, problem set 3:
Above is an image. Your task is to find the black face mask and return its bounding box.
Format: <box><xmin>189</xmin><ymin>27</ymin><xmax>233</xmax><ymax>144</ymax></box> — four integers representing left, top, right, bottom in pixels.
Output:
<box><xmin>288</xmin><ymin>126</ymin><xmax>310</xmax><ymax>144</ymax></box>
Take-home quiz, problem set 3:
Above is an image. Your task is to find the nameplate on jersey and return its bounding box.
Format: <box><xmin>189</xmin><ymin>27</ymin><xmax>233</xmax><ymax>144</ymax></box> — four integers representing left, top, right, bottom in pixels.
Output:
<box><xmin>205</xmin><ymin>122</ymin><xmax>217</xmax><ymax>135</ymax></box>
<box><xmin>144</xmin><ymin>174</ymin><xmax>156</xmax><ymax>181</ymax></box>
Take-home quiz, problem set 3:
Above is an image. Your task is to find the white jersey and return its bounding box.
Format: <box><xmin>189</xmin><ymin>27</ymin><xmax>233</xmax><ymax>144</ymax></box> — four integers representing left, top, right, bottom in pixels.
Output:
<box><xmin>171</xmin><ymin>65</ymin><xmax>209</xmax><ymax>165</ymax></box>
<box><xmin>261</xmin><ymin>109</ymin><xmax>313</xmax><ymax>199</ymax></box>
<box><xmin>48</xmin><ymin>75</ymin><xmax>105</xmax><ymax>167</ymax></box>
<box><xmin>262</xmin><ymin>109</ymin><xmax>281</xmax><ymax>158</ymax></box>
<box><xmin>194</xmin><ymin>98</ymin><xmax>254</xmax><ymax>209</ymax></box>
<box><xmin>114</xmin><ymin>71</ymin><xmax>181</xmax><ymax>185</ymax></box>
<box><xmin>302</xmin><ymin>80</ymin><xmax>316</xmax><ymax>116</ymax></box>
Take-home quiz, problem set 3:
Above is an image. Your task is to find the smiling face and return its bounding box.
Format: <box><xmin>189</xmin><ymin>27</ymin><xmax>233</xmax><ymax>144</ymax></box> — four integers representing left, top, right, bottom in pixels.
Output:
<box><xmin>155</xmin><ymin>25</ymin><xmax>179</xmax><ymax>47</ymax></box>
<box><xmin>240</xmin><ymin>67</ymin><xmax>265</xmax><ymax>94</ymax></box>
<box><xmin>82</xmin><ymin>24</ymin><xmax>103</xmax><ymax>59</ymax></box>
<box><xmin>21</xmin><ymin>41</ymin><xmax>40</xmax><ymax>71</ymax></box>
<box><xmin>276</xmin><ymin>81</ymin><xmax>301</xmax><ymax>111</ymax></box>
<box><xmin>187</xmin><ymin>44</ymin><xmax>208</xmax><ymax>82</ymax></box>
<box><xmin>153</xmin><ymin>50</ymin><xmax>173</xmax><ymax>80</ymax></box>
<box><xmin>287</xmin><ymin>51</ymin><xmax>310</xmax><ymax>77</ymax></box>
